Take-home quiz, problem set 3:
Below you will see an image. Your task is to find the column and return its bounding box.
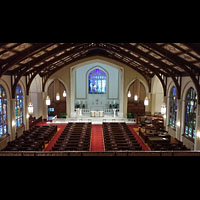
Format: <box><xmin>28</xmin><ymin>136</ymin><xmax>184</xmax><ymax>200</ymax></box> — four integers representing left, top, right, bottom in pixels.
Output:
<box><xmin>176</xmin><ymin>99</ymin><xmax>182</xmax><ymax>141</ymax></box>
<box><xmin>163</xmin><ymin>96</ymin><xmax>167</xmax><ymax>128</ymax></box>
<box><xmin>42</xmin><ymin>92</ymin><xmax>48</xmax><ymax>120</ymax></box>
<box><xmin>25</xmin><ymin>95</ymin><xmax>30</xmax><ymax>131</ymax></box>
<box><xmin>145</xmin><ymin>92</ymin><xmax>152</xmax><ymax>114</ymax></box>
<box><xmin>10</xmin><ymin>99</ymin><xmax>16</xmax><ymax>141</ymax></box>
<box><xmin>194</xmin><ymin>104</ymin><xmax>200</xmax><ymax>150</ymax></box>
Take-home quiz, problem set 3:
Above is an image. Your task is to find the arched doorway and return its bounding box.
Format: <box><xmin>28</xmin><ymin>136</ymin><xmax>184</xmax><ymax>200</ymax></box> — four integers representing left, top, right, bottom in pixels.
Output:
<box><xmin>47</xmin><ymin>79</ymin><xmax>67</xmax><ymax>119</ymax></box>
<box><xmin>127</xmin><ymin>80</ymin><xmax>146</xmax><ymax>119</ymax></box>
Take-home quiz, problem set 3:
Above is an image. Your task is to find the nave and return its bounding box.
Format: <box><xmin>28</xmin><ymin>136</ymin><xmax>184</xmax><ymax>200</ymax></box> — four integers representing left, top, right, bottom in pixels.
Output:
<box><xmin>1</xmin><ymin>118</ymin><xmax>190</xmax><ymax>155</ymax></box>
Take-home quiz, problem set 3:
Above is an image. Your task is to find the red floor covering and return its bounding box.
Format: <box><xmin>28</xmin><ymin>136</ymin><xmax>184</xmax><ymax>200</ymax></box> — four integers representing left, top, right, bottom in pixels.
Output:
<box><xmin>43</xmin><ymin>124</ymin><xmax>67</xmax><ymax>151</ymax></box>
<box><xmin>128</xmin><ymin>125</ymin><xmax>150</xmax><ymax>151</ymax></box>
<box><xmin>36</xmin><ymin>121</ymin><xmax>66</xmax><ymax>151</ymax></box>
<box><xmin>90</xmin><ymin>125</ymin><xmax>105</xmax><ymax>152</ymax></box>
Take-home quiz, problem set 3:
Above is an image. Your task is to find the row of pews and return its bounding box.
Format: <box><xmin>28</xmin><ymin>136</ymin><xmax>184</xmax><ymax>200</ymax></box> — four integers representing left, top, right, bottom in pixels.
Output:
<box><xmin>2</xmin><ymin>126</ymin><xmax>57</xmax><ymax>151</ymax></box>
<box><xmin>52</xmin><ymin>123</ymin><xmax>92</xmax><ymax>151</ymax></box>
<box><xmin>139</xmin><ymin>125</ymin><xmax>189</xmax><ymax>151</ymax></box>
<box><xmin>102</xmin><ymin>122</ymin><xmax>142</xmax><ymax>151</ymax></box>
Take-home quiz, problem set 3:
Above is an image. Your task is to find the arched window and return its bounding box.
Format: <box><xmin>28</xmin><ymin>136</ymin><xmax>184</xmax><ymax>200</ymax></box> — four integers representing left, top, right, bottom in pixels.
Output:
<box><xmin>184</xmin><ymin>87</ymin><xmax>197</xmax><ymax>139</ymax></box>
<box><xmin>88</xmin><ymin>68</ymin><xmax>107</xmax><ymax>94</ymax></box>
<box><xmin>0</xmin><ymin>85</ymin><xmax>7</xmax><ymax>137</ymax></box>
<box><xmin>15</xmin><ymin>85</ymin><xmax>24</xmax><ymax>128</ymax></box>
<box><xmin>169</xmin><ymin>86</ymin><xmax>177</xmax><ymax>128</ymax></box>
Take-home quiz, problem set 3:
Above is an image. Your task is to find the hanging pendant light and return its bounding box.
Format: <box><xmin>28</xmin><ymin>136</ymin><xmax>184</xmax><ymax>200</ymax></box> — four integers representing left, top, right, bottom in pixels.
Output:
<box><xmin>56</xmin><ymin>92</ymin><xmax>60</xmax><ymax>101</ymax></box>
<box><xmin>46</xmin><ymin>96</ymin><xmax>51</xmax><ymax>105</ymax></box>
<box><xmin>128</xmin><ymin>91</ymin><xmax>131</xmax><ymax>98</ymax></box>
<box><xmin>134</xmin><ymin>95</ymin><xmax>138</xmax><ymax>101</ymax></box>
<box><xmin>28</xmin><ymin>102</ymin><xmax>34</xmax><ymax>115</ymax></box>
<box><xmin>63</xmin><ymin>90</ymin><xmax>67</xmax><ymax>97</ymax></box>
<box><xmin>144</xmin><ymin>97</ymin><xmax>149</xmax><ymax>106</ymax></box>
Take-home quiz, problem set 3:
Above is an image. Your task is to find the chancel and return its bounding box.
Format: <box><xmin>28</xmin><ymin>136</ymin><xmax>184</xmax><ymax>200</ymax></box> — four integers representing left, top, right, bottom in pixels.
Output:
<box><xmin>1</xmin><ymin>43</ymin><xmax>200</xmax><ymax>156</ymax></box>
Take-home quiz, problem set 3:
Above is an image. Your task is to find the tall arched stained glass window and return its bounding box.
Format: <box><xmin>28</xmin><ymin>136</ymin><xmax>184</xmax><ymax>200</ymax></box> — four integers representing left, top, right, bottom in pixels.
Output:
<box><xmin>184</xmin><ymin>87</ymin><xmax>197</xmax><ymax>139</ymax></box>
<box><xmin>169</xmin><ymin>86</ymin><xmax>177</xmax><ymax>128</ymax></box>
<box><xmin>88</xmin><ymin>68</ymin><xmax>107</xmax><ymax>94</ymax></box>
<box><xmin>15</xmin><ymin>85</ymin><xmax>24</xmax><ymax>128</ymax></box>
<box><xmin>0</xmin><ymin>85</ymin><xmax>7</xmax><ymax>137</ymax></box>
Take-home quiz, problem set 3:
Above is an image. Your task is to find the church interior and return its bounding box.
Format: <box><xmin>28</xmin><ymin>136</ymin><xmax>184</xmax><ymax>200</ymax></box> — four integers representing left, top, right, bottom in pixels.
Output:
<box><xmin>0</xmin><ymin>43</ymin><xmax>200</xmax><ymax>156</ymax></box>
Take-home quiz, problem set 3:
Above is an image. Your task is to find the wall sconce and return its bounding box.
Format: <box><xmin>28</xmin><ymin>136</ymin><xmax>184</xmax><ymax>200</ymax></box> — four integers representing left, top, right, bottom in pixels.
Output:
<box><xmin>176</xmin><ymin>121</ymin><xmax>181</xmax><ymax>127</ymax></box>
<box><xmin>12</xmin><ymin>120</ymin><xmax>16</xmax><ymax>127</ymax></box>
<box><xmin>161</xmin><ymin>103</ymin><xmax>166</xmax><ymax>115</ymax></box>
<box><xmin>197</xmin><ymin>131</ymin><xmax>200</xmax><ymax>138</ymax></box>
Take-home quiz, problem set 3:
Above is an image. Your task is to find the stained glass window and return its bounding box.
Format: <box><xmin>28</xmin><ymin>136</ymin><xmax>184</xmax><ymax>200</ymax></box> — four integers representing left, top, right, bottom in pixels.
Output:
<box><xmin>15</xmin><ymin>85</ymin><xmax>24</xmax><ymax>128</ymax></box>
<box><xmin>169</xmin><ymin>86</ymin><xmax>177</xmax><ymax>128</ymax></box>
<box><xmin>184</xmin><ymin>87</ymin><xmax>197</xmax><ymax>139</ymax></box>
<box><xmin>88</xmin><ymin>68</ymin><xmax>107</xmax><ymax>94</ymax></box>
<box><xmin>0</xmin><ymin>85</ymin><xmax>7</xmax><ymax>137</ymax></box>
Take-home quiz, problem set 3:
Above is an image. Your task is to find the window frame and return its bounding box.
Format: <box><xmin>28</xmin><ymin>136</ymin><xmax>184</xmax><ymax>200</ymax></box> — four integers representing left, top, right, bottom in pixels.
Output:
<box><xmin>15</xmin><ymin>84</ymin><xmax>24</xmax><ymax>128</ymax></box>
<box><xmin>169</xmin><ymin>86</ymin><xmax>177</xmax><ymax>129</ymax></box>
<box><xmin>184</xmin><ymin>87</ymin><xmax>197</xmax><ymax>140</ymax></box>
<box><xmin>0</xmin><ymin>84</ymin><xmax>8</xmax><ymax>137</ymax></box>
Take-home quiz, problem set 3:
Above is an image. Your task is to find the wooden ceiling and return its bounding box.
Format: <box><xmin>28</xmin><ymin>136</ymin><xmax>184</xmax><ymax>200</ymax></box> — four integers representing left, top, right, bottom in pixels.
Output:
<box><xmin>0</xmin><ymin>43</ymin><xmax>200</xmax><ymax>100</ymax></box>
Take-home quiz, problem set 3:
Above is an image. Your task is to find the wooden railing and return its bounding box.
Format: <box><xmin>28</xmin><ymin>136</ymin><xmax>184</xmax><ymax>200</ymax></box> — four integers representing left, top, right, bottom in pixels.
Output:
<box><xmin>0</xmin><ymin>151</ymin><xmax>199</xmax><ymax>156</ymax></box>
<box><xmin>29</xmin><ymin>116</ymin><xmax>42</xmax><ymax>129</ymax></box>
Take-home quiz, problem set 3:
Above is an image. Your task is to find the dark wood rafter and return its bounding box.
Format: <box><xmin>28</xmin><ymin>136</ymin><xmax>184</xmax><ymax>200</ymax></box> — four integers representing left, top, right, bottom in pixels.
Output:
<box><xmin>11</xmin><ymin>43</ymin><xmax>86</xmax><ymax>98</ymax></box>
<box><xmin>26</xmin><ymin>44</ymin><xmax>100</xmax><ymax>94</ymax></box>
<box><xmin>117</xmin><ymin>43</ymin><xmax>181</xmax><ymax>99</ymax></box>
<box><xmin>12</xmin><ymin>43</ymin><xmax>77</xmax><ymax>74</ymax></box>
<box><xmin>0</xmin><ymin>43</ymin><xmax>53</xmax><ymax>77</ymax></box>
<box><xmin>105</xmin><ymin>43</ymin><xmax>168</xmax><ymax>95</ymax></box>
<box><xmin>144</xmin><ymin>43</ymin><xmax>200</xmax><ymax>103</ymax></box>
<box><xmin>183</xmin><ymin>43</ymin><xmax>200</xmax><ymax>57</ymax></box>
<box><xmin>41</xmin><ymin>49</ymin><xmax>152</xmax><ymax>94</ymax></box>
<box><xmin>2</xmin><ymin>43</ymin><xmax>200</xmax><ymax>103</ymax></box>
<box><xmin>0</xmin><ymin>43</ymin><xmax>20</xmax><ymax>58</ymax></box>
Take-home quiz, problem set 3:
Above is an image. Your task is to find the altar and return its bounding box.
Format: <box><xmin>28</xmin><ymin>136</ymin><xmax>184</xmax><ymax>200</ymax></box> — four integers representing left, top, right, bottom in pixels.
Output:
<box><xmin>90</xmin><ymin>111</ymin><xmax>104</xmax><ymax>117</ymax></box>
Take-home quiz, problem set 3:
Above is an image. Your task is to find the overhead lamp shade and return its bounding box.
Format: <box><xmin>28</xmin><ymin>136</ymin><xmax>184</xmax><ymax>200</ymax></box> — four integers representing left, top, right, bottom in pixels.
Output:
<box><xmin>63</xmin><ymin>90</ymin><xmax>67</xmax><ymax>97</ymax></box>
<box><xmin>134</xmin><ymin>95</ymin><xmax>138</xmax><ymax>101</ymax></box>
<box><xmin>144</xmin><ymin>97</ymin><xmax>149</xmax><ymax>106</ymax></box>
<box><xmin>28</xmin><ymin>102</ymin><xmax>34</xmax><ymax>115</ymax></box>
<box><xmin>128</xmin><ymin>91</ymin><xmax>131</xmax><ymax>98</ymax></box>
<box><xmin>46</xmin><ymin>96</ymin><xmax>51</xmax><ymax>106</ymax></box>
<box><xmin>161</xmin><ymin>103</ymin><xmax>166</xmax><ymax>115</ymax></box>
<box><xmin>56</xmin><ymin>92</ymin><xmax>60</xmax><ymax>101</ymax></box>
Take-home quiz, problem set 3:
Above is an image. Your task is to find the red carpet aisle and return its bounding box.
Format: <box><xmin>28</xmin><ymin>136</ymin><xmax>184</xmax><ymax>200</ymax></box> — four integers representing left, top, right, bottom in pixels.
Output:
<box><xmin>44</xmin><ymin>124</ymin><xmax>67</xmax><ymax>151</ymax></box>
<box><xmin>37</xmin><ymin>121</ymin><xmax>49</xmax><ymax>126</ymax></box>
<box><xmin>128</xmin><ymin>125</ymin><xmax>150</xmax><ymax>151</ymax></box>
<box><xmin>90</xmin><ymin>125</ymin><xmax>105</xmax><ymax>151</ymax></box>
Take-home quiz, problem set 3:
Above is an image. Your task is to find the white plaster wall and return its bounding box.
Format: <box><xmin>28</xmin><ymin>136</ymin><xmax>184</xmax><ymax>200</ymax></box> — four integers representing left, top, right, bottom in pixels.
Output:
<box><xmin>29</xmin><ymin>75</ymin><xmax>43</xmax><ymax>118</ymax></box>
<box><xmin>75</xmin><ymin>63</ymin><xmax>119</xmax><ymax>99</ymax></box>
<box><xmin>151</xmin><ymin>76</ymin><xmax>164</xmax><ymax>114</ymax></box>
<box><xmin>46</xmin><ymin>56</ymin><xmax>149</xmax><ymax>118</ymax></box>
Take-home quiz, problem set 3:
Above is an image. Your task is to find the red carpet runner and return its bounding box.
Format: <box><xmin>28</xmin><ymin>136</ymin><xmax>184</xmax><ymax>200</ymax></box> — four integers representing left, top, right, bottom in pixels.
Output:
<box><xmin>90</xmin><ymin>125</ymin><xmax>105</xmax><ymax>151</ymax></box>
<box><xmin>128</xmin><ymin>125</ymin><xmax>150</xmax><ymax>151</ymax></box>
<box><xmin>44</xmin><ymin>124</ymin><xmax>66</xmax><ymax>151</ymax></box>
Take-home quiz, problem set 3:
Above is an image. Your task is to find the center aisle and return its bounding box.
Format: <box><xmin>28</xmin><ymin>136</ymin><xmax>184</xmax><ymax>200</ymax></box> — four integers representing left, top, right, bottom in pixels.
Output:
<box><xmin>90</xmin><ymin>125</ymin><xmax>105</xmax><ymax>152</ymax></box>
